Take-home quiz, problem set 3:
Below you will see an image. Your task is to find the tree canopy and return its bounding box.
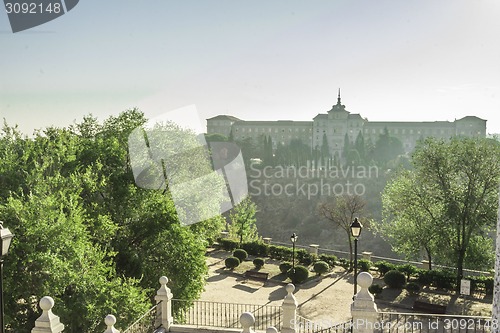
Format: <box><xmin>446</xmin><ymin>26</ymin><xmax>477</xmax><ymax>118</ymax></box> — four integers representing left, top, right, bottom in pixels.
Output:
<box><xmin>376</xmin><ymin>137</ymin><xmax>500</xmax><ymax>285</ymax></box>
<box><xmin>0</xmin><ymin>110</ymin><xmax>226</xmax><ymax>332</ymax></box>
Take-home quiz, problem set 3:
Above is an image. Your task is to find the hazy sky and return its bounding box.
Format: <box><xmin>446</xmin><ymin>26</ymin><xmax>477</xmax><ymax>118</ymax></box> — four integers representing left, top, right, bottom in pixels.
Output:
<box><xmin>1</xmin><ymin>0</ymin><xmax>500</xmax><ymax>135</ymax></box>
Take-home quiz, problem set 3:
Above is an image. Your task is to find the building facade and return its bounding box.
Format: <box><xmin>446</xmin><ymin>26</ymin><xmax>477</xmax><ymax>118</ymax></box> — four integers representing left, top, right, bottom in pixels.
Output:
<box><xmin>206</xmin><ymin>91</ymin><xmax>487</xmax><ymax>156</ymax></box>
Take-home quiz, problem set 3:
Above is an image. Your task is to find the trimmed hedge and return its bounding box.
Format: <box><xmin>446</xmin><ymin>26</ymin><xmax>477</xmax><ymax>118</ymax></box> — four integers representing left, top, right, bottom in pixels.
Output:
<box><xmin>233</xmin><ymin>249</ymin><xmax>248</xmax><ymax>262</ymax></box>
<box><xmin>279</xmin><ymin>262</ymin><xmax>293</xmax><ymax>274</ymax></box>
<box><xmin>358</xmin><ymin>259</ymin><xmax>372</xmax><ymax>272</ymax></box>
<box><xmin>374</xmin><ymin>261</ymin><xmax>396</xmax><ymax>277</ymax></box>
<box><xmin>225</xmin><ymin>256</ymin><xmax>240</xmax><ymax>269</ymax></box>
<box><xmin>406</xmin><ymin>282</ymin><xmax>421</xmax><ymax>295</ymax></box>
<box><xmin>469</xmin><ymin>275</ymin><xmax>494</xmax><ymax>295</ymax></box>
<box><xmin>287</xmin><ymin>265</ymin><xmax>309</xmax><ymax>284</ymax></box>
<box><xmin>319</xmin><ymin>254</ymin><xmax>337</xmax><ymax>268</ymax></box>
<box><xmin>296</xmin><ymin>249</ymin><xmax>316</xmax><ymax>266</ymax></box>
<box><xmin>253</xmin><ymin>258</ymin><xmax>265</xmax><ymax>269</ymax></box>
<box><xmin>396</xmin><ymin>264</ymin><xmax>418</xmax><ymax>280</ymax></box>
<box><xmin>368</xmin><ymin>284</ymin><xmax>383</xmax><ymax>297</ymax></box>
<box><xmin>269</xmin><ymin>245</ymin><xmax>294</xmax><ymax>261</ymax></box>
<box><xmin>384</xmin><ymin>270</ymin><xmax>406</xmax><ymax>289</ymax></box>
<box><xmin>313</xmin><ymin>261</ymin><xmax>330</xmax><ymax>276</ymax></box>
<box><xmin>242</xmin><ymin>241</ymin><xmax>269</xmax><ymax>257</ymax></box>
<box><xmin>417</xmin><ymin>269</ymin><xmax>455</xmax><ymax>290</ymax></box>
<box><xmin>217</xmin><ymin>238</ymin><xmax>239</xmax><ymax>251</ymax></box>
<box><xmin>338</xmin><ymin>258</ymin><xmax>350</xmax><ymax>270</ymax></box>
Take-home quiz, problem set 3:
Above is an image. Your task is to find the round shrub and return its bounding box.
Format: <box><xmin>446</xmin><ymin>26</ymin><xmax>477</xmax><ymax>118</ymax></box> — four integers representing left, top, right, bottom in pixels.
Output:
<box><xmin>368</xmin><ymin>284</ymin><xmax>383</xmax><ymax>297</ymax></box>
<box><xmin>313</xmin><ymin>261</ymin><xmax>330</xmax><ymax>276</ymax></box>
<box><xmin>384</xmin><ymin>270</ymin><xmax>407</xmax><ymax>289</ymax></box>
<box><xmin>287</xmin><ymin>265</ymin><xmax>309</xmax><ymax>284</ymax></box>
<box><xmin>253</xmin><ymin>258</ymin><xmax>265</xmax><ymax>269</ymax></box>
<box><xmin>225</xmin><ymin>256</ymin><xmax>240</xmax><ymax>270</ymax></box>
<box><xmin>279</xmin><ymin>262</ymin><xmax>293</xmax><ymax>274</ymax></box>
<box><xmin>358</xmin><ymin>259</ymin><xmax>372</xmax><ymax>272</ymax></box>
<box><xmin>233</xmin><ymin>249</ymin><xmax>248</xmax><ymax>262</ymax></box>
<box><xmin>406</xmin><ymin>282</ymin><xmax>421</xmax><ymax>295</ymax></box>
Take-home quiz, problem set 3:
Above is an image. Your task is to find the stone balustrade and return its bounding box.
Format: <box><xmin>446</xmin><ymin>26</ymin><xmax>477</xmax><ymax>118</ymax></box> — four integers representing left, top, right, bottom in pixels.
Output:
<box><xmin>29</xmin><ymin>271</ymin><xmax>380</xmax><ymax>333</ymax></box>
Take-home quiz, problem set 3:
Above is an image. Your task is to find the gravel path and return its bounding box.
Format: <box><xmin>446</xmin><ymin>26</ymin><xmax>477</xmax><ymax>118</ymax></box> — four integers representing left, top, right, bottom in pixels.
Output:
<box><xmin>201</xmin><ymin>253</ymin><xmax>353</xmax><ymax>325</ymax></box>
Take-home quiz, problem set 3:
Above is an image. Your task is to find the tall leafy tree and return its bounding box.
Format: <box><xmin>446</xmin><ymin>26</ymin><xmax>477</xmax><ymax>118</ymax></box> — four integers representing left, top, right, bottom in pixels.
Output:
<box><xmin>0</xmin><ymin>110</ymin><xmax>226</xmax><ymax>332</ymax></box>
<box><xmin>373</xmin><ymin>127</ymin><xmax>403</xmax><ymax>167</ymax></box>
<box><xmin>379</xmin><ymin>137</ymin><xmax>500</xmax><ymax>286</ymax></box>
<box><xmin>228</xmin><ymin>197</ymin><xmax>259</xmax><ymax>246</ymax></box>
<box><xmin>375</xmin><ymin>170</ymin><xmax>442</xmax><ymax>268</ymax></box>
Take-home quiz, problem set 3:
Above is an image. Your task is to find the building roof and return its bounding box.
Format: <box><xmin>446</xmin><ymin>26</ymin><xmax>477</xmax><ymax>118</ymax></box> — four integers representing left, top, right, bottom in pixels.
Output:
<box><xmin>348</xmin><ymin>114</ymin><xmax>364</xmax><ymax>120</ymax></box>
<box><xmin>313</xmin><ymin>114</ymin><xmax>328</xmax><ymax>120</ymax></box>
<box><xmin>206</xmin><ymin>115</ymin><xmax>241</xmax><ymax>121</ymax></box>
<box><xmin>456</xmin><ymin>116</ymin><xmax>486</xmax><ymax>122</ymax></box>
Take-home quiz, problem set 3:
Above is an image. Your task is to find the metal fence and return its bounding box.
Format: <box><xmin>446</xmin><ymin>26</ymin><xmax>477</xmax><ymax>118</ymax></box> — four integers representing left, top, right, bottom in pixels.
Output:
<box><xmin>172</xmin><ymin>299</ymin><xmax>282</xmax><ymax>330</ymax></box>
<box><xmin>294</xmin><ymin>314</ymin><xmax>352</xmax><ymax>333</ymax></box>
<box><xmin>375</xmin><ymin>312</ymin><xmax>493</xmax><ymax>333</ymax></box>
<box><xmin>123</xmin><ymin>302</ymin><xmax>161</xmax><ymax>333</ymax></box>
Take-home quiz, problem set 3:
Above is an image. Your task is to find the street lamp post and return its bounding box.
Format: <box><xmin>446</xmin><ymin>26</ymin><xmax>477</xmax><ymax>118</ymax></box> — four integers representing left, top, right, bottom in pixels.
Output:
<box><xmin>290</xmin><ymin>233</ymin><xmax>298</xmax><ymax>273</ymax></box>
<box><xmin>0</xmin><ymin>221</ymin><xmax>14</xmax><ymax>333</ymax></box>
<box><xmin>350</xmin><ymin>217</ymin><xmax>363</xmax><ymax>297</ymax></box>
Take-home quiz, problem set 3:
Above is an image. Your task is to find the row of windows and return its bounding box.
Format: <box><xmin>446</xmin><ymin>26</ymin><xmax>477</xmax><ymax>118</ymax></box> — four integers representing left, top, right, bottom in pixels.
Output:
<box><xmin>235</xmin><ymin>127</ymin><xmax>312</xmax><ymax>133</ymax></box>
<box><xmin>364</xmin><ymin>128</ymin><xmax>454</xmax><ymax>135</ymax></box>
<box><xmin>238</xmin><ymin>135</ymin><xmax>313</xmax><ymax>141</ymax></box>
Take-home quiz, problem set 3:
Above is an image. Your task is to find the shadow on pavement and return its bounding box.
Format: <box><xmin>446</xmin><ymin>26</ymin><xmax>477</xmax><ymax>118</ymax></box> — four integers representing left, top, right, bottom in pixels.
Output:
<box><xmin>297</xmin><ymin>271</ymin><xmax>351</xmax><ymax>307</ymax></box>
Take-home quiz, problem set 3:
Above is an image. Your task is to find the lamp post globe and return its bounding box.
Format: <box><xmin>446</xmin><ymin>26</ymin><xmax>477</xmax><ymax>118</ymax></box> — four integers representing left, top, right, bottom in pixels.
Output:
<box><xmin>349</xmin><ymin>218</ymin><xmax>363</xmax><ymax>297</ymax></box>
<box><xmin>0</xmin><ymin>221</ymin><xmax>14</xmax><ymax>333</ymax></box>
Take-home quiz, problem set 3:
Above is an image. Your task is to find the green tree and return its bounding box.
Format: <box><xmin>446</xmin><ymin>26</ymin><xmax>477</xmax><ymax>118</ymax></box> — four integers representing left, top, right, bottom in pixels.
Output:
<box><xmin>228</xmin><ymin>197</ymin><xmax>259</xmax><ymax>246</ymax></box>
<box><xmin>321</xmin><ymin>133</ymin><xmax>330</xmax><ymax>168</ymax></box>
<box><xmin>379</xmin><ymin>137</ymin><xmax>500</xmax><ymax>287</ymax></box>
<box><xmin>0</xmin><ymin>110</ymin><xmax>226</xmax><ymax>332</ymax></box>
<box><xmin>373</xmin><ymin>127</ymin><xmax>403</xmax><ymax>167</ymax></box>
<box><xmin>355</xmin><ymin>132</ymin><xmax>366</xmax><ymax>164</ymax></box>
<box><xmin>375</xmin><ymin>170</ymin><xmax>442</xmax><ymax>268</ymax></box>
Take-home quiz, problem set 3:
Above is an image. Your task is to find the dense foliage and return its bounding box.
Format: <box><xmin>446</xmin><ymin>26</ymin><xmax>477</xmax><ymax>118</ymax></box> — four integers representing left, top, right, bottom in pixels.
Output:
<box><xmin>383</xmin><ymin>270</ymin><xmax>407</xmax><ymax>289</ymax></box>
<box><xmin>279</xmin><ymin>262</ymin><xmax>293</xmax><ymax>274</ymax></box>
<box><xmin>376</xmin><ymin>137</ymin><xmax>500</xmax><ymax>287</ymax></box>
<box><xmin>233</xmin><ymin>249</ymin><xmax>248</xmax><ymax>262</ymax></box>
<box><xmin>253</xmin><ymin>258</ymin><xmax>265</xmax><ymax>269</ymax></box>
<box><xmin>357</xmin><ymin>259</ymin><xmax>372</xmax><ymax>272</ymax></box>
<box><xmin>313</xmin><ymin>261</ymin><xmax>330</xmax><ymax>275</ymax></box>
<box><xmin>0</xmin><ymin>111</ymin><xmax>226</xmax><ymax>332</ymax></box>
<box><xmin>225</xmin><ymin>257</ymin><xmax>240</xmax><ymax>269</ymax></box>
<box><xmin>287</xmin><ymin>265</ymin><xmax>309</xmax><ymax>284</ymax></box>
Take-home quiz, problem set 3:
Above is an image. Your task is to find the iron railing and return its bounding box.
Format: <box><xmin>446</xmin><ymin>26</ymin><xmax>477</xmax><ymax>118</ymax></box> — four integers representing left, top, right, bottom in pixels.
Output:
<box><xmin>376</xmin><ymin>312</ymin><xmax>493</xmax><ymax>333</ymax></box>
<box><xmin>294</xmin><ymin>314</ymin><xmax>352</xmax><ymax>333</ymax></box>
<box><xmin>123</xmin><ymin>302</ymin><xmax>161</xmax><ymax>333</ymax></box>
<box><xmin>172</xmin><ymin>299</ymin><xmax>282</xmax><ymax>330</ymax></box>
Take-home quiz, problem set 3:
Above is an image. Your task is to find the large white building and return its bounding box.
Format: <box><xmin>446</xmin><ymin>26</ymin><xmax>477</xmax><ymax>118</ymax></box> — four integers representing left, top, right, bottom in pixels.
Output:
<box><xmin>207</xmin><ymin>91</ymin><xmax>487</xmax><ymax>157</ymax></box>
